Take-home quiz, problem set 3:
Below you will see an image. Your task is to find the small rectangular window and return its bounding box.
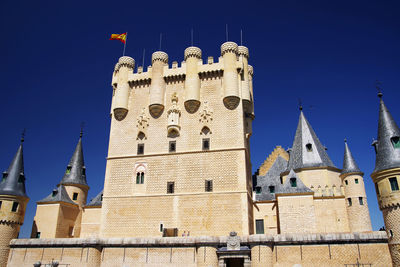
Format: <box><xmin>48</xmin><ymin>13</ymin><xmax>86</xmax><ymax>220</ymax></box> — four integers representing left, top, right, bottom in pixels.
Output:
<box><xmin>167</xmin><ymin>182</ymin><xmax>175</xmax><ymax>194</ymax></box>
<box><xmin>205</xmin><ymin>180</ymin><xmax>213</xmax><ymax>192</ymax></box>
<box><xmin>11</xmin><ymin>202</ymin><xmax>19</xmax><ymax>212</ymax></box>
<box><xmin>36</xmin><ymin>232</ymin><xmax>41</xmax><ymax>238</ymax></box>
<box><xmin>359</xmin><ymin>197</ymin><xmax>364</xmax><ymax>205</ymax></box>
<box><xmin>345</xmin><ymin>180</ymin><xmax>348</xmax><ymax>185</ymax></box>
<box><xmin>169</xmin><ymin>141</ymin><xmax>176</xmax><ymax>153</ymax></box>
<box><xmin>255</xmin><ymin>219</ymin><xmax>264</xmax><ymax>234</ymax></box>
<box><xmin>137</xmin><ymin>144</ymin><xmax>144</xmax><ymax>155</ymax></box>
<box><xmin>202</xmin><ymin>138</ymin><xmax>210</xmax><ymax>151</ymax></box>
<box><xmin>255</xmin><ymin>186</ymin><xmax>262</xmax><ymax>194</ymax></box>
<box><xmin>355</xmin><ymin>178</ymin><xmax>359</xmax><ymax>184</ymax></box>
<box><xmin>290</xmin><ymin>178</ymin><xmax>297</xmax><ymax>187</ymax></box>
<box><xmin>73</xmin><ymin>193</ymin><xmax>78</xmax><ymax>200</ymax></box>
<box><xmin>390</xmin><ymin>177</ymin><xmax>399</xmax><ymax>191</ymax></box>
<box><xmin>0</xmin><ymin>201</ymin><xmax>2</xmax><ymax>209</ymax></box>
<box><xmin>269</xmin><ymin>186</ymin><xmax>275</xmax><ymax>193</ymax></box>
<box><xmin>348</xmin><ymin>198</ymin><xmax>352</xmax><ymax>207</ymax></box>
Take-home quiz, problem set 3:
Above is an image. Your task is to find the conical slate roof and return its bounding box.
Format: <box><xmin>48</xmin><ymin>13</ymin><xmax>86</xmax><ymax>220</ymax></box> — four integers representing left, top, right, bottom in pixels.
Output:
<box><xmin>341</xmin><ymin>140</ymin><xmax>362</xmax><ymax>175</ymax></box>
<box><xmin>372</xmin><ymin>96</ymin><xmax>400</xmax><ymax>173</ymax></box>
<box><xmin>37</xmin><ymin>185</ymin><xmax>76</xmax><ymax>205</ymax></box>
<box><xmin>287</xmin><ymin>111</ymin><xmax>336</xmax><ymax>171</ymax></box>
<box><xmin>59</xmin><ymin>136</ymin><xmax>88</xmax><ymax>187</ymax></box>
<box><xmin>0</xmin><ymin>141</ymin><xmax>28</xmax><ymax>197</ymax></box>
<box><xmin>86</xmin><ymin>190</ymin><xmax>103</xmax><ymax>207</ymax></box>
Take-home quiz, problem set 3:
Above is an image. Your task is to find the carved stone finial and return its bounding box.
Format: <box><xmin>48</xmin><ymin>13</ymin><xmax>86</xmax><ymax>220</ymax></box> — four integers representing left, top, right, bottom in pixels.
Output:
<box><xmin>227</xmin><ymin>231</ymin><xmax>240</xmax><ymax>251</ymax></box>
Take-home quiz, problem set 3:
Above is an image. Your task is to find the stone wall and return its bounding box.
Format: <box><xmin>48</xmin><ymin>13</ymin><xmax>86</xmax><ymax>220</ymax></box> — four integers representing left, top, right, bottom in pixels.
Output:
<box><xmin>7</xmin><ymin>232</ymin><xmax>391</xmax><ymax>267</ymax></box>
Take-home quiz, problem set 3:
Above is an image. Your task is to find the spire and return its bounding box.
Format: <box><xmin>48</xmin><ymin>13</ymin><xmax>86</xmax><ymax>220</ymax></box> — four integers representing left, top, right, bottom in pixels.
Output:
<box><xmin>0</xmin><ymin>138</ymin><xmax>28</xmax><ymax>197</ymax></box>
<box><xmin>341</xmin><ymin>139</ymin><xmax>362</xmax><ymax>175</ymax></box>
<box><xmin>59</xmin><ymin>133</ymin><xmax>88</xmax><ymax>187</ymax></box>
<box><xmin>372</xmin><ymin>94</ymin><xmax>400</xmax><ymax>173</ymax></box>
<box><xmin>287</xmin><ymin>111</ymin><xmax>336</xmax><ymax>171</ymax></box>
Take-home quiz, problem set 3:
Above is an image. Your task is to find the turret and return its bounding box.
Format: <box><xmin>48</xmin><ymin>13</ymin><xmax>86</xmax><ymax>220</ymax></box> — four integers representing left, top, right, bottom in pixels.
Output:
<box><xmin>221</xmin><ymin>42</ymin><xmax>240</xmax><ymax>110</ymax></box>
<box><xmin>113</xmin><ymin>56</ymin><xmax>135</xmax><ymax>121</ymax></box>
<box><xmin>238</xmin><ymin>46</ymin><xmax>251</xmax><ymax>113</ymax></box>
<box><xmin>0</xmin><ymin>136</ymin><xmax>29</xmax><ymax>267</ymax></box>
<box><xmin>58</xmin><ymin>131</ymin><xmax>89</xmax><ymax>208</ymax></box>
<box><xmin>340</xmin><ymin>140</ymin><xmax>372</xmax><ymax>232</ymax></box>
<box><xmin>149</xmin><ymin>51</ymin><xmax>168</xmax><ymax>117</ymax></box>
<box><xmin>184</xmin><ymin>46</ymin><xmax>202</xmax><ymax>113</ymax></box>
<box><xmin>371</xmin><ymin>93</ymin><xmax>400</xmax><ymax>266</ymax></box>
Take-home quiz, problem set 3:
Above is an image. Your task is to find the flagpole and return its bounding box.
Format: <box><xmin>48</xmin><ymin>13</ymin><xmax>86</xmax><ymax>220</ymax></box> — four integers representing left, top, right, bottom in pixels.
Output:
<box><xmin>123</xmin><ymin>32</ymin><xmax>128</xmax><ymax>56</ymax></box>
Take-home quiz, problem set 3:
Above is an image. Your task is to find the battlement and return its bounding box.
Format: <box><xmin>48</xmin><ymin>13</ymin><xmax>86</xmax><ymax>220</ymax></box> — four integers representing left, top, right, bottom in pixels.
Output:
<box><xmin>110</xmin><ymin>42</ymin><xmax>254</xmax><ymax>119</ymax></box>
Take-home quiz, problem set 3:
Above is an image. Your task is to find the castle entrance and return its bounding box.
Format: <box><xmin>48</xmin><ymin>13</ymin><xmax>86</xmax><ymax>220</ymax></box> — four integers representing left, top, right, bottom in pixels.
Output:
<box><xmin>217</xmin><ymin>232</ymin><xmax>251</xmax><ymax>267</ymax></box>
<box><xmin>226</xmin><ymin>258</ymin><xmax>244</xmax><ymax>267</ymax></box>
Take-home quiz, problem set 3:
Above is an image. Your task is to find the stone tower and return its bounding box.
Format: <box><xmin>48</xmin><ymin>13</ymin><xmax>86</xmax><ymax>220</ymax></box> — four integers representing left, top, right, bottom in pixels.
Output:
<box><xmin>340</xmin><ymin>140</ymin><xmax>372</xmax><ymax>232</ymax></box>
<box><xmin>371</xmin><ymin>93</ymin><xmax>400</xmax><ymax>266</ymax></box>
<box><xmin>102</xmin><ymin>42</ymin><xmax>254</xmax><ymax>237</ymax></box>
<box><xmin>32</xmin><ymin>132</ymin><xmax>88</xmax><ymax>238</ymax></box>
<box><xmin>0</xmin><ymin>137</ymin><xmax>29</xmax><ymax>267</ymax></box>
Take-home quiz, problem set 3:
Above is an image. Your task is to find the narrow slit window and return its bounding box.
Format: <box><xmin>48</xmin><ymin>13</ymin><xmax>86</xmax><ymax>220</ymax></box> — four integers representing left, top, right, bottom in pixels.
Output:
<box><xmin>167</xmin><ymin>182</ymin><xmax>175</xmax><ymax>194</ymax></box>
<box><xmin>73</xmin><ymin>193</ymin><xmax>78</xmax><ymax>200</ymax></box>
<box><xmin>11</xmin><ymin>202</ymin><xmax>19</xmax><ymax>212</ymax></box>
<box><xmin>290</xmin><ymin>178</ymin><xmax>297</xmax><ymax>187</ymax></box>
<box><xmin>345</xmin><ymin>180</ymin><xmax>348</xmax><ymax>185</ymax></box>
<box><xmin>159</xmin><ymin>223</ymin><xmax>164</xmax><ymax>232</ymax></box>
<box><xmin>347</xmin><ymin>198</ymin><xmax>352</xmax><ymax>207</ymax></box>
<box><xmin>269</xmin><ymin>186</ymin><xmax>275</xmax><ymax>193</ymax></box>
<box><xmin>202</xmin><ymin>138</ymin><xmax>210</xmax><ymax>151</ymax></box>
<box><xmin>355</xmin><ymin>178</ymin><xmax>359</xmax><ymax>184</ymax></box>
<box><xmin>205</xmin><ymin>180</ymin><xmax>213</xmax><ymax>192</ymax></box>
<box><xmin>0</xmin><ymin>201</ymin><xmax>2</xmax><ymax>209</ymax></box>
<box><xmin>391</xmin><ymin>136</ymin><xmax>400</xmax><ymax>149</ymax></box>
<box><xmin>389</xmin><ymin>177</ymin><xmax>399</xmax><ymax>191</ymax></box>
<box><xmin>306</xmin><ymin>143</ymin><xmax>313</xmax><ymax>152</ymax></box>
<box><xmin>359</xmin><ymin>197</ymin><xmax>364</xmax><ymax>205</ymax></box>
<box><xmin>137</xmin><ymin>144</ymin><xmax>144</xmax><ymax>155</ymax></box>
<box><xmin>169</xmin><ymin>141</ymin><xmax>176</xmax><ymax>153</ymax></box>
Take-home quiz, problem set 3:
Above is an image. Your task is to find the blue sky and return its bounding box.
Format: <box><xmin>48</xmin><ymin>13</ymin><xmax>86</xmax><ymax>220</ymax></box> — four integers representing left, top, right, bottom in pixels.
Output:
<box><xmin>0</xmin><ymin>0</ymin><xmax>399</xmax><ymax>237</ymax></box>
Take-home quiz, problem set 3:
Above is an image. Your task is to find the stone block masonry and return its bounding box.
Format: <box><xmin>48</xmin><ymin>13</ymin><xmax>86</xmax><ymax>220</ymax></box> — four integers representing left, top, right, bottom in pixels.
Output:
<box><xmin>7</xmin><ymin>232</ymin><xmax>391</xmax><ymax>267</ymax></box>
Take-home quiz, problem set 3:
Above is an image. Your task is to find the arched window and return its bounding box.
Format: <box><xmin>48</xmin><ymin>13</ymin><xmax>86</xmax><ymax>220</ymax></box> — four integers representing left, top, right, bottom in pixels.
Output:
<box><xmin>306</xmin><ymin>143</ymin><xmax>313</xmax><ymax>152</ymax></box>
<box><xmin>136</xmin><ymin>172</ymin><xmax>144</xmax><ymax>184</ymax></box>
<box><xmin>391</xmin><ymin>136</ymin><xmax>400</xmax><ymax>149</ymax></box>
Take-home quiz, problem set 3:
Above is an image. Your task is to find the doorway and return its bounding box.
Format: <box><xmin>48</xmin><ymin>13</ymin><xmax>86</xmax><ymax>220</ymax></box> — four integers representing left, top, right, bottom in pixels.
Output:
<box><xmin>226</xmin><ymin>258</ymin><xmax>244</xmax><ymax>267</ymax></box>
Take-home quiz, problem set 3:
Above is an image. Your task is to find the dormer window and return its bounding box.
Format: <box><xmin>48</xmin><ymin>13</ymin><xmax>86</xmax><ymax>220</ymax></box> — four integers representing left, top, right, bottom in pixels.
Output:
<box><xmin>290</xmin><ymin>178</ymin><xmax>297</xmax><ymax>187</ymax></box>
<box><xmin>52</xmin><ymin>189</ymin><xmax>58</xmax><ymax>197</ymax></box>
<box><xmin>269</xmin><ymin>186</ymin><xmax>275</xmax><ymax>193</ymax></box>
<box><xmin>2</xmin><ymin>172</ymin><xmax>8</xmax><ymax>180</ymax></box>
<box><xmin>306</xmin><ymin>143</ymin><xmax>313</xmax><ymax>152</ymax></box>
<box><xmin>255</xmin><ymin>186</ymin><xmax>262</xmax><ymax>194</ymax></box>
<box><xmin>81</xmin><ymin>168</ymin><xmax>86</xmax><ymax>175</ymax></box>
<box><xmin>18</xmin><ymin>174</ymin><xmax>25</xmax><ymax>183</ymax></box>
<box><xmin>391</xmin><ymin>136</ymin><xmax>400</xmax><ymax>149</ymax></box>
<box><xmin>66</xmin><ymin>166</ymin><xmax>72</xmax><ymax>174</ymax></box>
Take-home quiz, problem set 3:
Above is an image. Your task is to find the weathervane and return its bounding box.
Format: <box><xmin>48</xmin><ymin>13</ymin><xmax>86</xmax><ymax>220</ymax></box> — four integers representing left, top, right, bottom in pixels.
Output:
<box><xmin>80</xmin><ymin>122</ymin><xmax>85</xmax><ymax>138</ymax></box>
<box><xmin>375</xmin><ymin>80</ymin><xmax>383</xmax><ymax>98</ymax></box>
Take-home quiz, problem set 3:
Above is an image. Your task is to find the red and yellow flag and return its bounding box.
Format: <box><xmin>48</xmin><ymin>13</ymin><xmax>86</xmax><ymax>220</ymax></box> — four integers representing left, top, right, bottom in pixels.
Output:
<box><xmin>109</xmin><ymin>33</ymin><xmax>127</xmax><ymax>44</ymax></box>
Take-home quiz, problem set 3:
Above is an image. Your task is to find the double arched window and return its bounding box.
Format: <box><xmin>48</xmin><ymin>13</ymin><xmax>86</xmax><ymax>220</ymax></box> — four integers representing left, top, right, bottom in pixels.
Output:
<box><xmin>136</xmin><ymin>172</ymin><xmax>144</xmax><ymax>184</ymax></box>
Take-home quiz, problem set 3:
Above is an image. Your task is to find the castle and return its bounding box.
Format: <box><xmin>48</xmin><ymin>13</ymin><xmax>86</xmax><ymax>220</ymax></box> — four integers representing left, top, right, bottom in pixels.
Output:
<box><xmin>0</xmin><ymin>41</ymin><xmax>398</xmax><ymax>266</ymax></box>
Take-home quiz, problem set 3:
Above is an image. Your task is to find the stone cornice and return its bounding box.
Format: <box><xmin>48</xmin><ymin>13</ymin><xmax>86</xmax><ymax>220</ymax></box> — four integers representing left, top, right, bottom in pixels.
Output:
<box><xmin>10</xmin><ymin>231</ymin><xmax>388</xmax><ymax>248</ymax></box>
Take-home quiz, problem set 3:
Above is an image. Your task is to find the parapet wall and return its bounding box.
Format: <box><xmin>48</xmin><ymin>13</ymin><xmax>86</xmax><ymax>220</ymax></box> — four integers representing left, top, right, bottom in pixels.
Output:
<box><xmin>7</xmin><ymin>232</ymin><xmax>391</xmax><ymax>267</ymax></box>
